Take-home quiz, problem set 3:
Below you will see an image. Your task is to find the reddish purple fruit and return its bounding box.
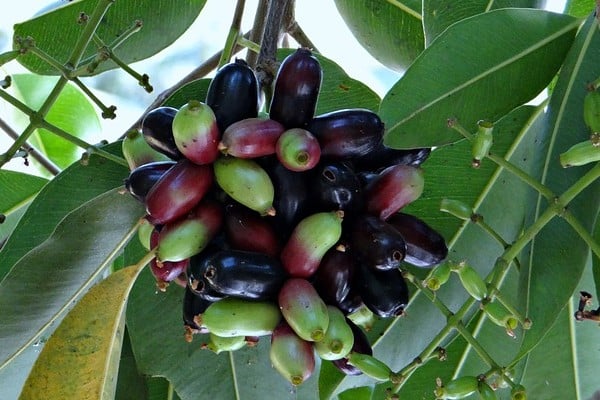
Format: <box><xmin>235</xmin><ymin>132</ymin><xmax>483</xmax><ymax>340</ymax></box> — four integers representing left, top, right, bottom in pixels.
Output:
<box><xmin>278</xmin><ymin>278</ymin><xmax>329</xmax><ymax>342</ymax></box>
<box><xmin>365</xmin><ymin>164</ymin><xmax>424</xmax><ymax>220</ymax></box>
<box><xmin>145</xmin><ymin>159</ymin><xmax>214</xmax><ymax>225</ymax></box>
<box><xmin>124</xmin><ymin>161</ymin><xmax>175</xmax><ymax>203</ymax></box>
<box><xmin>270</xmin><ymin>48</ymin><xmax>322</xmax><ymax>129</ymax></box>
<box><xmin>311</xmin><ymin>247</ymin><xmax>355</xmax><ymax>306</ymax></box>
<box><xmin>355</xmin><ymin>266</ymin><xmax>408</xmax><ymax>318</ymax></box>
<box><xmin>149</xmin><ymin>258</ymin><xmax>188</xmax><ymax>291</ymax></box>
<box><xmin>223</xmin><ymin>203</ymin><xmax>281</xmax><ymax>258</ymax></box>
<box><xmin>218</xmin><ymin>117</ymin><xmax>285</xmax><ymax>158</ymax></box>
<box><xmin>276</xmin><ymin>128</ymin><xmax>321</xmax><ymax>172</ymax></box>
<box><xmin>172</xmin><ymin>100</ymin><xmax>220</xmax><ymax>165</ymax></box>
<box><xmin>270</xmin><ymin>323</ymin><xmax>316</xmax><ymax>386</ymax></box>
<box><xmin>280</xmin><ymin>211</ymin><xmax>343</xmax><ymax>278</ymax></box>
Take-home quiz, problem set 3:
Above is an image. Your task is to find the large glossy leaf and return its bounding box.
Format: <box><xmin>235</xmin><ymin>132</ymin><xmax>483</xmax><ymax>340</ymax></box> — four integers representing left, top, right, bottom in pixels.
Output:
<box><xmin>422</xmin><ymin>0</ymin><xmax>545</xmax><ymax>45</ymax></box>
<box><xmin>0</xmin><ymin>189</ymin><xmax>144</xmax><ymax>370</ymax></box>
<box><xmin>380</xmin><ymin>8</ymin><xmax>580</xmax><ymax>149</ymax></box>
<box><xmin>0</xmin><ymin>142</ymin><xmax>127</xmax><ymax>282</ymax></box>
<box><xmin>19</xmin><ymin>263</ymin><xmax>145</xmax><ymax>400</ymax></box>
<box><xmin>0</xmin><ymin>170</ymin><xmax>47</xmax><ymax>246</ymax></box>
<box><xmin>516</xmin><ymin>13</ymin><xmax>600</xmax><ymax>360</ymax></box>
<box><xmin>518</xmin><ymin>261</ymin><xmax>600</xmax><ymax>400</ymax></box>
<box><xmin>322</xmin><ymin>104</ymin><xmax>546</xmax><ymax>398</ymax></box>
<box><xmin>13</xmin><ymin>0</ymin><xmax>207</xmax><ymax>76</ymax></box>
<box><xmin>333</xmin><ymin>0</ymin><xmax>424</xmax><ymax>72</ymax></box>
<box><xmin>126</xmin><ymin>269</ymin><xmax>321</xmax><ymax>400</ymax></box>
<box><xmin>10</xmin><ymin>74</ymin><xmax>101</xmax><ymax>170</ymax></box>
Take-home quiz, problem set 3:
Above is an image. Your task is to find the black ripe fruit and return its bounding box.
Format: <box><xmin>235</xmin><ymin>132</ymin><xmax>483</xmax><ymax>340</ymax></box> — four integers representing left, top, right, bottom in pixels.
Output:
<box><xmin>270</xmin><ymin>48</ymin><xmax>322</xmax><ymax>129</ymax></box>
<box><xmin>350</xmin><ymin>215</ymin><xmax>406</xmax><ymax>271</ymax></box>
<box><xmin>206</xmin><ymin>58</ymin><xmax>259</xmax><ymax>133</ymax></box>
<box><xmin>124</xmin><ymin>161</ymin><xmax>175</xmax><ymax>203</ymax></box>
<box><xmin>141</xmin><ymin>106</ymin><xmax>183</xmax><ymax>160</ymax></box>
<box><xmin>355</xmin><ymin>265</ymin><xmax>408</xmax><ymax>318</ymax></box>
<box><xmin>312</xmin><ymin>161</ymin><xmax>364</xmax><ymax>214</ymax></box>
<box><xmin>307</xmin><ymin>108</ymin><xmax>384</xmax><ymax>159</ymax></box>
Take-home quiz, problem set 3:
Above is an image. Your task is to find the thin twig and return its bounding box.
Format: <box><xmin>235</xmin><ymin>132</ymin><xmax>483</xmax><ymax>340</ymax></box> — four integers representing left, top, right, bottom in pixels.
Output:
<box><xmin>286</xmin><ymin>20</ymin><xmax>318</xmax><ymax>51</ymax></box>
<box><xmin>0</xmin><ymin>117</ymin><xmax>61</xmax><ymax>175</ymax></box>
<box><xmin>218</xmin><ymin>0</ymin><xmax>247</xmax><ymax>68</ymax></box>
<box><xmin>246</xmin><ymin>0</ymin><xmax>270</xmax><ymax>68</ymax></box>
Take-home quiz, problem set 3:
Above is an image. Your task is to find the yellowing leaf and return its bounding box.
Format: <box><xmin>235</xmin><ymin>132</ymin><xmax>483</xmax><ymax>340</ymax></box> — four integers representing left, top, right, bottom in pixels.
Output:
<box><xmin>19</xmin><ymin>263</ymin><xmax>146</xmax><ymax>400</ymax></box>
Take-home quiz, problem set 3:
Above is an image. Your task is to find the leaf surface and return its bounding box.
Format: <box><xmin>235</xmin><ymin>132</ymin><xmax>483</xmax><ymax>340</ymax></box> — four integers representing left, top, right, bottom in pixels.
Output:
<box><xmin>19</xmin><ymin>263</ymin><xmax>145</xmax><ymax>400</ymax></box>
<box><xmin>380</xmin><ymin>8</ymin><xmax>579</xmax><ymax>149</ymax></box>
<box><xmin>13</xmin><ymin>0</ymin><xmax>207</xmax><ymax>76</ymax></box>
<box><xmin>333</xmin><ymin>0</ymin><xmax>424</xmax><ymax>71</ymax></box>
<box><xmin>0</xmin><ymin>189</ymin><xmax>144</xmax><ymax>369</ymax></box>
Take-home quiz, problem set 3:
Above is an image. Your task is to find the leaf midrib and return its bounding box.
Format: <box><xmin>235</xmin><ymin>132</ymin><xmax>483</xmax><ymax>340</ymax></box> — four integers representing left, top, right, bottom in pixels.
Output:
<box><xmin>385</xmin><ymin>0</ymin><xmax>422</xmax><ymax>20</ymax></box>
<box><xmin>386</xmin><ymin>13</ymin><xmax>580</xmax><ymax>133</ymax></box>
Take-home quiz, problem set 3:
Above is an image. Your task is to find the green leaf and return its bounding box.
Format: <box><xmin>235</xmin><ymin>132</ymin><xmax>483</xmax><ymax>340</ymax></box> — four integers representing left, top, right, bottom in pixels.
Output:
<box><xmin>10</xmin><ymin>74</ymin><xmax>101</xmax><ymax>170</ymax></box>
<box><xmin>14</xmin><ymin>0</ymin><xmax>207</xmax><ymax>76</ymax></box>
<box><xmin>19</xmin><ymin>263</ymin><xmax>145</xmax><ymax>400</ymax></box>
<box><xmin>322</xmin><ymin>104</ymin><xmax>546</xmax><ymax>398</ymax></box>
<box><xmin>422</xmin><ymin>0</ymin><xmax>545</xmax><ymax>45</ymax></box>
<box><xmin>518</xmin><ymin>261</ymin><xmax>600</xmax><ymax>399</ymax></box>
<box><xmin>516</xmin><ymin>13</ymin><xmax>600</xmax><ymax>360</ymax></box>
<box><xmin>0</xmin><ymin>170</ymin><xmax>47</xmax><ymax>245</ymax></box>
<box><xmin>0</xmin><ymin>142</ymin><xmax>128</xmax><ymax>282</ymax></box>
<box><xmin>0</xmin><ymin>189</ymin><xmax>145</xmax><ymax>370</ymax></box>
<box><xmin>163</xmin><ymin>79</ymin><xmax>211</xmax><ymax>109</ymax></box>
<box><xmin>565</xmin><ymin>0</ymin><xmax>596</xmax><ymax>18</ymax></box>
<box><xmin>338</xmin><ymin>386</ymin><xmax>374</xmax><ymax>400</ymax></box>
<box><xmin>333</xmin><ymin>0</ymin><xmax>424</xmax><ymax>72</ymax></box>
<box><xmin>115</xmin><ymin>328</ymin><xmax>148</xmax><ymax>400</ymax></box>
<box><xmin>126</xmin><ymin>269</ymin><xmax>321</xmax><ymax>400</ymax></box>
<box><xmin>380</xmin><ymin>8</ymin><xmax>580</xmax><ymax>149</ymax></box>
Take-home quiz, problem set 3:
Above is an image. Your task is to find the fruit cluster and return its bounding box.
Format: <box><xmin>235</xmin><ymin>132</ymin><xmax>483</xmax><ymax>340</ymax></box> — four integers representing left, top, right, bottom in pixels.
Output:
<box><xmin>122</xmin><ymin>48</ymin><xmax>448</xmax><ymax>385</ymax></box>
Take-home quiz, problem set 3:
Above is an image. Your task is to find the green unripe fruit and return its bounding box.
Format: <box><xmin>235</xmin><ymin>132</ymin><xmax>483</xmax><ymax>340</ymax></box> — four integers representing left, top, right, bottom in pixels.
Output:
<box><xmin>434</xmin><ymin>376</ymin><xmax>479</xmax><ymax>399</ymax></box>
<box><xmin>213</xmin><ymin>156</ymin><xmax>275</xmax><ymax>216</ymax></box>
<box><xmin>199</xmin><ymin>297</ymin><xmax>281</xmax><ymax>337</ymax></box>
<box><xmin>471</xmin><ymin>120</ymin><xmax>493</xmax><ymax>168</ymax></box>
<box><xmin>453</xmin><ymin>262</ymin><xmax>487</xmax><ymax>301</ymax></box>
<box><xmin>483</xmin><ymin>301</ymin><xmax>519</xmax><ymax>336</ymax></box>
<box><xmin>346</xmin><ymin>352</ymin><xmax>391</xmax><ymax>382</ymax></box>
<box><xmin>583</xmin><ymin>89</ymin><xmax>600</xmax><ymax>133</ymax></box>
<box><xmin>122</xmin><ymin>129</ymin><xmax>170</xmax><ymax>170</ymax></box>
<box><xmin>559</xmin><ymin>138</ymin><xmax>600</xmax><ymax>167</ymax></box>
<box><xmin>478</xmin><ymin>381</ymin><xmax>498</xmax><ymax>400</ymax></box>
<box><xmin>314</xmin><ymin>306</ymin><xmax>354</xmax><ymax>360</ymax></box>
<box><xmin>278</xmin><ymin>278</ymin><xmax>329</xmax><ymax>342</ymax></box>
<box><xmin>137</xmin><ymin>217</ymin><xmax>154</xmax><ymax>251</ymax></box>
<box><xmin>424</xmin><ymin>262</ymin><xmax>451</xmax><ymax>291</ymax></box>
<box><xmin>440</xmin><ymin>199</ymin><xmax>473</xmax><ymax>221</ymax></box>
<box><xmin>511</xmin><ymin>384</ymin><xmax>526</xmax><ymax>400</ymax></box>
<box><xmin>270</xmin><ymin>323</ymin><xmax>315</xmax><ymax>386</ymax></box>
<box><xmin>204</xmin><ymin>333</ymin><xmax>247</xmax><ymax>354</ymax></box>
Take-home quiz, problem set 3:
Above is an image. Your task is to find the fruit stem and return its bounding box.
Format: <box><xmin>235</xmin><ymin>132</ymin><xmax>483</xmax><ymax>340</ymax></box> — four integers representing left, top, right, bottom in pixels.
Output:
<box><xmin>71</xmin><ymin>77</ymin><xmax>118</xmax><ymax>118</ymax></box>
<box><xmin>0</xmin><ymin>50</ymin><xmax>20</xmax><ymax>67</ymax></box>
<box><xmin>485</xmin><ymin>290</ymin><xmax>530</xmax><ymax>329</ymax></box>
<box><xmin>562</xmin><ymin>209</ymin><xmax>600</xmax><ymax>260</ymax></box>
<box><xmin>218</xmin><ymin>0</ymin><xmax>247</xmax><ymax>68</ymax></box>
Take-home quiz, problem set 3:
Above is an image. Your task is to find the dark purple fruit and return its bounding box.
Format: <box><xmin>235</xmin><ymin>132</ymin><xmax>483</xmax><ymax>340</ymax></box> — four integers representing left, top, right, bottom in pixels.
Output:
<box><xmin>312</xmin><ymin>161</ymin><xmax>364</xmax><ymax>214</ymax></box>
<box><xmin>386</xmin><ymin>213</ymin><xmax>448</xmax><ymax>268</ymax></box>
<box><xmin>280</xmin><ymin>211</ymin><xmax>343</xmax><ymax>278</ymax></box>
<box><xmin>141</xmin><ymin>106</ymin><xmax>183</xmax><ymax>160</ymax></box>
<box><xmin>149</xmin><ymin>258</ymin><xmax>188</xmax><ymax>291</ymax></box>
<box><xmin>270</xmin><ymin>323</ymin><xmax>316</xmax><ymax>386</ymax></box>
<box><xmin>187</xmin><ymin>244</ymin><xmax>228</xmax><ymax>302</ymax></box>
<box><xmin>206</xmin><ymin>58</ymin><xmax>260</xmax><ymax>133</ymax></box>
<box><xmin>201</xmin><ymin>249</ymin><xmax>287</xmax><ymax>300</ymax></box>
<box><xmin>223</xmin><ymin>203</ymin><xmax>281</xmax><ymax>258</ymax></box>
<box><xmin>145</xmin><ymin>159</ymin><xmax>214</xmax><ymax>225</ymax></box>
<box><xmin>365</xmin><ymin>164</ymin><xmax>424</xmax><ymax>220</ymax></box>
<box><xmin>355</xmin><ymin>265</ymin><xmax>408</xmax><ymax>318</ymax></box>
<box><xmin>336</xmin><ymin>289</ymin><xmax>364</xmax><ymax>315</ymax></box>
<box><xmin>352</xmin><ymin>145</ymin><xmax>431</xmax><ymax>172</ymax></box>
<box><xmin>270</xmin><ymin>48</ymin><xmax>322</xmax><ymax>129</ymax></box>
<box><xmin>350</xmin><ymin>215</ymin><xmax>406</xmax><ymax>271</ymax></box>
<box><xmin>264</xmin><ymin>161</ymin><xmax>312</xmax><ymax>239</ymax></box>
<box><xmin>124</xmin><ymin>161</ymin><xmax>175</xmax><ymax>203</ymax></box>
<box><xmin>279</xmin><ymin>278</ymin><xmax>329</xmax><ymax>342</ymax></box>
<box><xmin>218</xmin><ymin>117</ymin><xmax>285</xmax><ymax>158</ymax></box>
<box><xmin>331</xmin><ymin>319</ymin><xmax>372</xmax><ymax>376</ymax></box>
<box><xmin>307</xmin><ymin>109</ymin><xmax>383</xmax><ymax>159</ymax></box>
<box><xmin>172</xmin><ymin>100</ymin><xmax>220</xmax><ymax>165</ymax></box>
<box><xmin>275</xmin><ymin>128</ymin><xmax>321</xmax><ymax>172</ymax></box>
<box><xmin>183</xmin><ymin>285</ymin><xmax>213</xmax><ymax>341</ymax></box>
<box><xmin>311</xmin><ymin>248</ymin><xmax>355</xmax><ymax>306</ymax></box>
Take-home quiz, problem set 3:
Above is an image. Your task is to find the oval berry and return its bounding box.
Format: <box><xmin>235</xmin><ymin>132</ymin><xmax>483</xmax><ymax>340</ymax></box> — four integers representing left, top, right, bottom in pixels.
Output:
<box><xmin>275</xmin><ymin>128</ymin><xmax>321</xmax><ymax>171</ymax></box>
<box><xmin>199</xmin><ymin>297</ymin><xmax>281</xmax><ymax>337</ymax></box>
<box><xmin>219</xmin><ymin>117</ymin><xmax>284</xmax><ymax>158</ymax></box>
<box><xmin>122</xmin><ymin>129</ymin><xmax>170</xmax><ymax>170</ymax></box>
<box><xmin>278</xmin><ymin>278</ymin><xmax>329</xmax><ymax>342</ymax></box>
<box><xmin>141</xmin><ymin>106</ymin><xmax>183</xmax><ymax>160</ymax></box>
<box><xmin>124</xmin><ymin>161</ymin><xmax>175</xmax><ymax>203</ymax></box>
<box><xmin>172</xmin><ymin>100</ymin><xmax>220</xmax><ymax>165</ymax></box>
<box><xmin>270</xmin><ymin>323</ymin><xmax>315</xmax><ymax>386</ymax></box>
